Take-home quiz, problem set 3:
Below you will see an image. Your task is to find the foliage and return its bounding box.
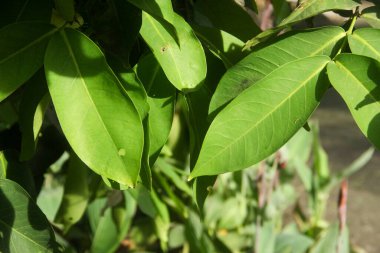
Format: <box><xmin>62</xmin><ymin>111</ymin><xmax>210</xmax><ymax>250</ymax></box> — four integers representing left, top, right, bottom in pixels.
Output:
<box><xmin>0</xmin><ymin>0</ymin><xmax>379</xmax><ymax>252</ymax></box>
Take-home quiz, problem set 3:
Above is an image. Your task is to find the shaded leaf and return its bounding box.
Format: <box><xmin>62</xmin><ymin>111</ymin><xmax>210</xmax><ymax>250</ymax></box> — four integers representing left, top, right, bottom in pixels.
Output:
<box><xmin>194</xmin><ymin>0</ymin><xmax>261</xmax><ymax>41</ymax></box>
<box><xmin>310</xmin><ymin>223</ymin><xmax>349</xmax><ymax>253</ymax></box>
<box><xmin>44</xmin><ymin>28</ymin><xmax>144</xmax><ymax>187</ymax></box>
<box><xmin>0</xmin><ymin>0</ymin><xmax>52</xmax><ymax>28</ymax></box>
<box><xmin>360</xmin><ymin>6</ymin><xmax>380</xmax><ymax>28</ymax></box>
<box><xmin>18</xmin><ymin>69</ymin><xmax>50</xmax><ymax>161</ymax></box>
<box><xmin>210</xmin><ymin>26</ymin><xmax>345</xmax><ymax>116</ymax></box>
<box><xmin>0</xmin><ymin>179</ymin><xmax>57</xmax><ymax>253</ymax></box>
<box><xmin>54</xmin><ymin>0</ymin><xmax>75</xmax><ymax>21</ymax></box>
<box><xmin>190</xmin><ymin>56</ymin><xmax>330</xmax><ymax>178</ymax></box>
<box><xmin>327</xmin><ymin>53</ymin><xmax>380</xmax><ymax>149</ymax></box>
<box><xmin>0</xmin><ymin>23</ymin><xmax>57</xmax><ymax>102</ymax></box>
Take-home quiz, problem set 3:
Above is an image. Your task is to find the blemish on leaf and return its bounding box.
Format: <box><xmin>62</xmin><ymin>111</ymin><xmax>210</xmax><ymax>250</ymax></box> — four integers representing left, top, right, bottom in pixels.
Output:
<box><xmin>118</xmin><ymin>149</ymin><xmax>126</xmax><ymax>157</ymax></box>
<box><xmin>160</xmin><ymin>45</ymin><xmax>168</xmax><ymax>53</ymax></box>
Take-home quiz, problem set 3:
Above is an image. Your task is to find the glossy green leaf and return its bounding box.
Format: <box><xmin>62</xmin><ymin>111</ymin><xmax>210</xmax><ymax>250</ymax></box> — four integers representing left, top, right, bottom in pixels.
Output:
<box><xmin>54</xmin><ymin>0</ymin><xmax>75</xmax><ymax>21</ymax></box>
<box><xmin>278</xmin><ymin>0</ymin><xmax>360</xmax><ymax>27</ymax></box>
<box><xmin>55</xmin><ymin>152</ymin><xmax>90</xmax><ymax>232</ymax></box>
<box><xmin>135</xmin><ymin>54</ymin><xmax>175</xmax><ymax>165</ymax></box>
<box><xmin>194</xmin><ymin>0</ymin><xmax>261</xmax><ymax>41</ymax></box>
<box><xmin>44</xmin><ymin>28</ymin><xmax>144</xmax><ymax>187</ymax></box>
<box><xmin>272</xmin><ymin>0</ymin><xmax>291</xmax><ymax>25</ymax></box>
<box><xmin>348</xmin><ymin>28</ymin><xmax>380</xmax><ymax>62</ymax></box>
<box><xmin>327</xmin><ymin>54</ymin><xmax>380</xmax><ymax>149</ymax></box>
<box><xmin>360</xmin><ymin>6</ymin><xmax>380</xmax><ymax>28</ymax></box>
<box><xmin>0</xmin><ymin>23</ymin><xmax>57</xmax><ymax>102</ymax></box>
<box><xmin>140</xmin><ymin>11</ymin><xmax>207</xmax><ymax>91</ymax></box>
<box><xmin>19</xmin><ymin>69</ymin><xmax>50</xmax><ymax>161</ymax></box>
<box><xmin>127</xmin><ymin>0</ymin><xmax>174</xmax><ymax>22</ymax></box>
<box><xmin>192</xmin><ymin>25</ymin><xmax>246</xmax><ymax>68</ymax></box>
<box><xmin>190</xmin><ymin>56</ymin><xmax>330</xmax><ymax>178</ymax></box>
<box><xmin>0</xmin><ymin>179</ymin><xmax>57</xmax><ymax>253</ymax></box>
<box><xmin>0</xmin><ymin>0</ymin><xmax>52</xmax><ymax>28</ymax></box>
<box><xmin>210</xmin><ymin>27</ymin><xmax>345</xmax><ymax>116</ymax></box>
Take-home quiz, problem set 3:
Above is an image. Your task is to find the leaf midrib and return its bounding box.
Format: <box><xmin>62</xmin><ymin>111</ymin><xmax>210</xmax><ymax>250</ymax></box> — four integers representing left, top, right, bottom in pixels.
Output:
<box><xmin>60</xmin><ymin>30</ymin><xmax>128</xmax><ymax>177</ymax></box>
<box><xmin>194</xmin><ymin>60</ymin><xmax>327</xmax><ymax>174</ymax></box>
<box><xmin>0</xmin><ymin>218</ymin><xmax>49</xmax><ymax>251</ymax></box>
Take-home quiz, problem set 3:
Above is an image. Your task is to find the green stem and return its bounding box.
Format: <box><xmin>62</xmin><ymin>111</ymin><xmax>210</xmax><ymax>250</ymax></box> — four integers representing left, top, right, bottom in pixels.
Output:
<box><xmin>334</xmin><ymin>7</ymin><xmax>360</xmax><ymax>58</ymax></box>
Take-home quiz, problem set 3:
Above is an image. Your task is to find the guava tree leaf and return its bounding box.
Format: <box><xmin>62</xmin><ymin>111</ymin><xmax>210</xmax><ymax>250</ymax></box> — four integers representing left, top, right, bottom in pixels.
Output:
<box><xmin>192</xmin><ymin>25</ymin><xmax>246</xmax><ymax>68</ymax></box>
<box><xmin>0</xmin><ymin>23</ymin><xmax>57</xmax><ymax>102</ymax></box>
<box><xmin>348</xmin><ymin>28</ymin><xmax>380</xmax><ymax>62</ymax></box>
<box><xmin>54</xmin><ymin>152</ymin><xmax>90</xmax><ymax>233</ymax></box>
<box><xmin>44</xmin><ymin>28</ymin><xmax>144</xmax><ymax>187</ymax></box>
<box><xmin>140</xmin><ymin>11</ymin><xmax>207</xmax><ymax>91</ymax></box>
<box><xmin>278</xmin><ymin>0</ymin><xmax>360</xmax><ymax>27</ymax></box>
<box><xmin>127</xmin><ymin>0</ymin><xmax>174</xmax><ymax>22</ymax></box>
<box><xmin>190</xmin><ymin>56</ymin><xmax>330</xmax><ymax>178</ymax></box>
<box><xmin>360</xmin><ymin>6</ymin><xmax>380</xmax><ymax>28</ymax></box>
<box><xmin>19</xmin><ymin>69</ymin><xmax>50</xmax><ymax>161</ymax></box>
<box><xmin>135</xmin><ymin>54</ymin><xmax>175</xmax><ymax>165</ymax></box>
<box><xmin>194</xmin><ymin>0</ymin><xmax>261</xmax><ymax>41</ymax></box>
<box><xmin>0</xmin><ymin>179</ymin><xmax>57</xmax><ymax>253</ymax></box>
<box><xmin>210</xmin><ymin>26</ymin><xmax>345</xmax><ymax>116</ymax></box>
<box><xmin>54</xmin><ymin>0</ymin><xmax>75</xmax><ymax>21</ymax></box>
<box><xmin>0</xmin><ymin>0</ymin><xmax>53</xmax><ymax>28</ymax></box>
<box><xmin>327</xmin><ymin>54</ymin><xmax>380</xmax><ymax>149</ymax></box>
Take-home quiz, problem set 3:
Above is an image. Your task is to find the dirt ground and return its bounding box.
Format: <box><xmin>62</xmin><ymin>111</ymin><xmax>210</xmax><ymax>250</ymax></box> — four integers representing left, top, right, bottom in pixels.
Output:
<box><xmin>313</xmin><ymin>89</ymin><xmax>380</xmax><ymax>253</ymax></box>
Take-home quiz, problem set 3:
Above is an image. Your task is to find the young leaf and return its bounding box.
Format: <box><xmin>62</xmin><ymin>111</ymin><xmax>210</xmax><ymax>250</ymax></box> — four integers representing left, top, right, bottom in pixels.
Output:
<box><xmin>348</xmin><ymin>28</ymin><xmax>380</xmax><ymax>62</ymax></box>
<box><xmin>140</xmin><ymin>11</ymin><xmax>207</xmax><ymax>91</ymax></box>
<box><xmin>0</xmin><ymin>179</ymin><xmax>57</xmax><ymax>253</ymax></box>
<box><xmin>44</xmin><ymin>28</ymin><xmax>144</xmax><ymax>187</ymax></box>
<box><xmin>0</xmin><ymin>23</ymin><xmax>57</xmax><ymax>102</ymax></box>
<box><xmin>210</xmin><ymin>26</ymin><xmax>345</xmax><ymax>116</ymax></box>
<box><xmin>190</xmin><ymin>56</ymin><xmax>330</xmax><ymax>178</ymax></box>
<box><xmin>360</xmin><ymin>6</ymin><xmax>380</xmax><ymax>28</ymax></box>
<box><xmin>327</xmin><ymin>54</ymin><xmax>380</xmax><ymax>149</ymax></box>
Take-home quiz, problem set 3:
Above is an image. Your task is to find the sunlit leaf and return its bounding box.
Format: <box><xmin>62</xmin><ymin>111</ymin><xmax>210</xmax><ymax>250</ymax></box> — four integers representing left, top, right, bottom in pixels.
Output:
<box><xmin>191</xmin><ymin>56</ymin><xmax>330</xmax><ymax>178</ymax></box>
<box><xmin>360</xmin><ymin>6</ymin><xmax>380</xmax><ymax>28</ymax></box>
<box><xmin>44</xmin><ymin>28</ymin><xmax>144</xmax><ymax>187</ymax></box>
<box><xmin>210</xmin><ymin>26</ymin><xmax>345</xmax><ymax>116</ymax></box>
<box><xmin>348</xmin><ymin>28</ymin><xmax>380</xmax><ymax>62</ymax></box>
<box><xmin>327</xmin><ymin>53</ymin><xmax>380</xmax><ymax>149</ymax></box>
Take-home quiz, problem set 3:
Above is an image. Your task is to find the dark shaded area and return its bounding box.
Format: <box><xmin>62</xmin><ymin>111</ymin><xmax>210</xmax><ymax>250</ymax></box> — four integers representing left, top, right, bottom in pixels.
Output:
<box><xmin>0</xmin><ymin>187</ymin><xmax>14</xmax><ymax>253</ymax></box>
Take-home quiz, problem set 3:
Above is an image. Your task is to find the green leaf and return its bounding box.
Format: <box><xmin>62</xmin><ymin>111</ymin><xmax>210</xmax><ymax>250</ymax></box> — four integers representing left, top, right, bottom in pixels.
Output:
<box><xmin>278</xmin><ymin>0</ymin><xmax>360</xmax><ymax>27</ymax></box>
<box><xmin>0</xmin><ymin>22</ymin><xmax>57</xmax><ymax>102</ymax></box>
<box><xmin>54</xmin><ymin>0</ymin><xmax>75</xmax><ymax>21</ymax></box>
<box><xmin>275</xmin><ymin>233</ymin><xmax>314</xmax><ymax>253</ymax></box>
<box><xmin>44</xmin><ymin>28</ymin><xmax>144</xmax><ymax>187</ymax></box>
<box><xmin>0</xmin><ymin>179</ymin><xmax>57</xmax><ymax>253</ymax></box>
<box><xmin>127</xmin><ymin>0</ymin><xmax>174</xmax><ymax>22</ymax></box>
<box><xmin>327</xmin><ymin>53</ymin><xmax>380</xmax><ymax>149</ymax></box>
<box><xmin>210</xmin><ymin>26</ymin><xmax>345</xmax><ymax>116</ymax></box>
<box><xmin>89</xmin><ymin>191</ymin><xmax>137</xmax><ymax>253</ymax></box>
<box><xmin>310</xmin><ymin>223</ymin><xmax>349</xmax><ymax>253</ymax></box>
<box><xmin>256</xmin><ymin>221</ymin><xmax>276</xmax><ymax>253</ymax></box>
<box><xmin>135</xmin><ymin>54</ymin><xmax>175</xmax><ymax>165</ymax></box>
<box><xmin>0</xmin><ymin>0</ymin><xmax>53</xmax><ymax>28</ymax></box>
<box><xmin>190</xmin><ymin>56</ymin><xmax>330</xmax><ymax>178</ymax></box>
<box><xmin>19</xmin><ymin>69</ymin><xmax>50</xmax><ymax>161</ymax></box>
<box><xmin>194</xmin><ymin>0</ymin><xmax>261</xmax><ymax>41</ymax></box>
<box><xmin>192</xmin><ymin>25</ymin><xmax>246</xmax><ymax>68</ymax></box>
<box><xmin>54</xmin><ymin>152</ymin><xmax>90</xmax><ymax>232</ymax></box>
<box><xmin>360</xmin><ymin>6</ymin><xmax>380</xmax><ymax>28</ymax></box>
<box><xmin>348</xmin><ymin>28</ymin><xmax>380</xmax><ymax>62</ymax></box>
<box><xmin>140</xmin><ymin>11</ymin><xmax>207</xmax><ymax>91</ymax></box>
